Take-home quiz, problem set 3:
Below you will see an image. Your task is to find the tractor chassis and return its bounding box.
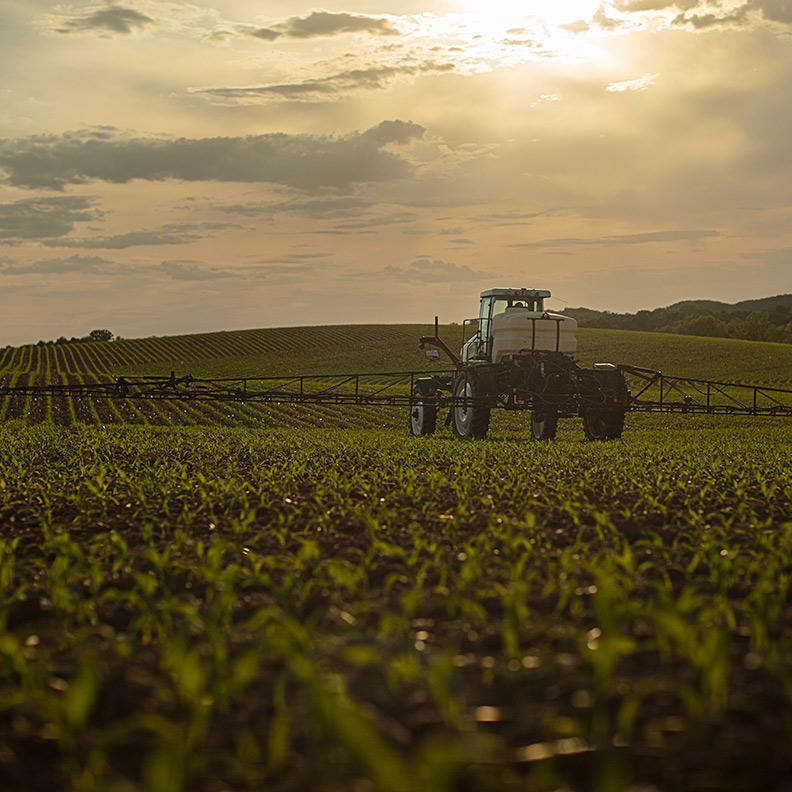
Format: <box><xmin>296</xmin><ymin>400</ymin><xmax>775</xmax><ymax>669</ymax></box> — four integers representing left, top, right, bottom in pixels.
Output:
<box><xmin>409</xmin><ymin>351</ymin><xmax>629</xmax><ymax>440</ymax></box>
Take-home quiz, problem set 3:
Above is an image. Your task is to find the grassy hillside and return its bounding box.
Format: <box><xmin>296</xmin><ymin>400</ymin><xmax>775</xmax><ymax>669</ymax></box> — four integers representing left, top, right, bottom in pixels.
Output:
<box><xmin>576</xmin><ymin>328</ymin><xmax>792</xmax><ymax>385</ymax></box>
<box><xmin>2</xmin><ymin>323</ymin><xmax>792</xmax><ymax>427</ymax></box>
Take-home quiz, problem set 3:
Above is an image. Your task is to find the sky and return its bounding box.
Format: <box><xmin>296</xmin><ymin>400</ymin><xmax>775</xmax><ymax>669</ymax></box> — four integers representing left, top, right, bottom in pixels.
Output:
<box><xmin>1</xmin><ymin>0</ymin><xmax>791</xmax><ymax>345</ymax></box>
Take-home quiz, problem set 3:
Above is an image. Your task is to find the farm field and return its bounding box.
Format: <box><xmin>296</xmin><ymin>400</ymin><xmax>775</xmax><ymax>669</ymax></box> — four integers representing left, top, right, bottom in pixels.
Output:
<box><xmin>4</xmin><ymin>324</ymin><xmax>792</xmax><ymax>431</ymax></box>
<box><xmin>2</xmin><ymin>325</ymin><xmax>792</xmax><ymax>791</ymax></box>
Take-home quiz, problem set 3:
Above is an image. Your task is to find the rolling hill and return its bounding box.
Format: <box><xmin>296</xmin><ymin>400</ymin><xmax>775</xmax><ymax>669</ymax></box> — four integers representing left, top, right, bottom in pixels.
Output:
<box><xmin>562</xmin><ymin>292</ymin><xmax>792</xmax><ymax>336</ymax></box>
<box><xmin>3</xmin><ymin>322</ymin><xmax>792</xmax><ymax>427</ymax></box>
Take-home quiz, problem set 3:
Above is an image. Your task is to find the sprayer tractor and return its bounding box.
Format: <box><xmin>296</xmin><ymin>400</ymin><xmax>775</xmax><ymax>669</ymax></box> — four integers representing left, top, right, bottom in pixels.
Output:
<box><xmin>411</xmin><ymin>288</ymin><xmax>629</xmax><ymax>440</ymax></box>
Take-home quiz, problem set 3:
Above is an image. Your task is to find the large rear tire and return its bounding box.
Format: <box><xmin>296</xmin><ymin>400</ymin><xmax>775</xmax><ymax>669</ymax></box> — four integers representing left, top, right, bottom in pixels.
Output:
<box><xmin>451</xmin><ymin>371</ymin><xmax>490</xmax><ymax>440</ymax></box>
<box><xmin>531</xmin><ymin>410</ymin><xmax>558</xmax><ymax>440</ymax></box>
<box><xmin>409</xmin><ymin>382</ymin><xmax>437</xmax><ymax>437</ymax></box>
<box><xmin>582</xmin><ymin>409</ymin><xmax>625</xmax><ymax>441</ymax></box>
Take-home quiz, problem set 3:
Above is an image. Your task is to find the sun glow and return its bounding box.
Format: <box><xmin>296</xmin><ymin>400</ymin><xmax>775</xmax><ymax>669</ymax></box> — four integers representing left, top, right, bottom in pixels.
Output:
<box><xmin>458</xmin><ymin>0</ymin><xmax>603</xmax><ymax>29</ymax></box>
<box><xmin>433</xmin><ymin>0</ymin><xmax>607</xmax><ymax>66</ymax></box>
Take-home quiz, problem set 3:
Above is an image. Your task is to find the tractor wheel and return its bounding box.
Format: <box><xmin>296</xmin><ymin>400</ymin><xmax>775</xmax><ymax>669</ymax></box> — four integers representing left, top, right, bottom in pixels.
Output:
<box><xmin>451</xmin><ymin>371</ymin><xmax>490</xmax><ymax>440</ymax></box>
<box><xmin>582</xmin><ymin>409</ymin><xmax>625</xmax><ymax>441</ymax></box>
<box><xmin>409</xmin><ymin>383</ymin><xmax>437</xmax><ymax>437</ymax></box>
<box><xmin>531</xmin><ymin>410</ymin><xmax>558</xmax><ymax>440</ymax></box>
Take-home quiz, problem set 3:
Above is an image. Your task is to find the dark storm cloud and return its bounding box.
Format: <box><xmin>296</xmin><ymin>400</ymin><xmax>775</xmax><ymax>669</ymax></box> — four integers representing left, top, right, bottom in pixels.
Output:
<box><xmin>55</xmin><ymin>4</ymin><xmax>154</xmax><ymax>35</ymax></box>
<box><xmin>247</xmin><ymin>11</ymin><xmax>399</xmax><ymax>41</ymax></box>
<box><xmin>2</xmin><ymin>254</ymin><xmax>114</xmax><ymax>275</ymax></box>
<box><xmin>0</xmin><ymin>196</ymin><xmax>101</xmax><ymax>240</ymax></box>
<box><xmin>0</xmin><ymin>122</ymin><xmax>425</xmax><ymax>190</ymax></box>
<box><xmin>383</xmin><ymin>258</ymin><xmax>492</xmax><ymax>282</ymax></box>
<box><xmin>509</xmin><ymin>229</ymin><xmax>721</xmax><ymax>248</ymax></box>
<box><xmin>199</xmin><ymin>63</ymin><xmax>454</xmax><ymax>103</ymax></box>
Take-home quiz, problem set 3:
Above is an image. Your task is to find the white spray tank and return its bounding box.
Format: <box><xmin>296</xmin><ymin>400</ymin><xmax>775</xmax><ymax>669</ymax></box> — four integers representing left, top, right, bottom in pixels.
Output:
<box><xmin>490</xmin><ymin>307</ymin><xmax>577</xmax><ymax>361</ymax></box>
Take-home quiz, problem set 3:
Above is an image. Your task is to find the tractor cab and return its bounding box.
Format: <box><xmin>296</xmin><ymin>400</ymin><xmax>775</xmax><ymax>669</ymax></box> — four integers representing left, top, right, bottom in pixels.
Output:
<box><xmin>461</xmin><ymin>288</ymin><xmax>576</xmax><ymax>362</ymax></box>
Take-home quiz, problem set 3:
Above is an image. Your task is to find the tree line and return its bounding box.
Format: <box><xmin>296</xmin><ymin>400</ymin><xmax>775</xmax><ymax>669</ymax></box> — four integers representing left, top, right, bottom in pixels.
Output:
<box><xmin>31</xmin><ymin>329</ymin><xmax>119</xmax><ymax>347</ymax></box>
<box><xmin>584</xmin><ymin>305</ymin><xmax>792</xmax><ymax>343</ymax></box>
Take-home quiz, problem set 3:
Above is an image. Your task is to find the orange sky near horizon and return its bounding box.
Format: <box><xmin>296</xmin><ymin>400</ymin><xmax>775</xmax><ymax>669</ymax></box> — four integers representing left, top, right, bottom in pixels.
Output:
<box><xmin>1</xmin><ymin>0</ymin><xmax>791</xmax><ymax>345</ymax></box>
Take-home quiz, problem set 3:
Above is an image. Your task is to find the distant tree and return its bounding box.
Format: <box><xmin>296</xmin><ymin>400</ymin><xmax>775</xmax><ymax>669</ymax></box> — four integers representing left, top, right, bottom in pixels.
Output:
<box><xmin>769</xmin><ymin>304</ymin><xmax>791</xmax><ymax>326</ymax></box>
<box><xmin>88</xmin><ymin>329</ymin><xmax>114</xmax><ymax>343</ymax></box>
<box><xmin>662</xmin><ymin>313</ymin><xmax>728</xmax><ymax>338</ymax></box>
<box><xmin>633</xmin><ymin>309</ymin><xmax>658</xmax><ymax>331</ymax></box>
<box><xmin>727</xmin><ymin>311</ymin><xmax>774</xmax><ymax>342</ymax></box>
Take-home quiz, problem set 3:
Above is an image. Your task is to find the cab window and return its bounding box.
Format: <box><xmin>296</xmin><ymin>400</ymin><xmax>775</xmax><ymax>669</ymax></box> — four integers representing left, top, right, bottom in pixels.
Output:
<box><xmin>478</xmin><ymin>297</ymin><xmax>493</xmax><ymax>357</ymax></box>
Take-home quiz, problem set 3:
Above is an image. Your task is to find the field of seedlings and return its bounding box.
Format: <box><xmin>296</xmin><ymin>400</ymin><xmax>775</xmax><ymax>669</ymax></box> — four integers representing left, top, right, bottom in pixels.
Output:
<box><xmin>2</xmin><ymin>325</ymin><xmax>792</xmax><ymax>791</ymax></box>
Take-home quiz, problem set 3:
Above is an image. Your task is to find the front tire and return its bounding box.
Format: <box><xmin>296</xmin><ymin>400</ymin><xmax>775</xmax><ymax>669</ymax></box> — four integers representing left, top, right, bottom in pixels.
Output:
<box><xmin>531</xmin><ymin>410</ymin><xmax>558</xmax><ymax>440</ymax></box>
<box><xmin>451</xmin><ymin>371</ymin><xmax>490</xmax><ymax>440</ymax></box>
<box><xmin>582</xmin><ymin>409</ymin><xmax>625</xmax><ymax>441</ymax></box>
<box><xmin>409</xmin><ymin>383</ymin><xmax>437</xmax><ymax>437</ymax></box>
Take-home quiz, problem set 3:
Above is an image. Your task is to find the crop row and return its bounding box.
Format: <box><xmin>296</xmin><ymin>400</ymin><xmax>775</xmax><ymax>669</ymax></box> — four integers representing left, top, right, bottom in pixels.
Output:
<box><xmin>0</xmin><ymin>323</ymin><xmax>440</xmax><ymax>428</ymax></box>
<box><xmin>2</xmin><ymin>420</ymin><xmax>792</xmax><ymax>790</ymax></box>
<box><xmin>1</xmin><ymin>325</ymin><xmax>425</xmax><ymax>379</ymax></box>
<box><xmin>6</xmin><ymin>321</ymin><xmax>792</xmax><ymax>430</ymax></box>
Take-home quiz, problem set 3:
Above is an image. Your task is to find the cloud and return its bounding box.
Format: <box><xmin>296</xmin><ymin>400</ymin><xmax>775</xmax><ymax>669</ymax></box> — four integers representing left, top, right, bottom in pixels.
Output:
<box><xmin>39</xmin><ymin>221</ymin><xmax>242</xmax><ymax>249</ymax></box>
<box><xmin>54</xmin><ymin>4</ymin><xmax>154</xmax><ymax>35</ymax></box>
<box><xmin>611</xmin><ymin>0</ymin><xmax>701</xmax><ymax>10</ymax></box>
<box><xmin>671</xmin><ymin>6</ymin><xmax>751</xmax><ymax>29</ymax></box>
<box><xmin>246</xmin><ymin>10</ymin><xmax>400</xmax><ymax>41</ymax></box>
<box><xmin>509</xmin><ymin>229</ymin><xmax>721</xmax><ymax>248</ymax></box>
<box><xmin>590</xmin><ymin>6</ymin><xmax>633</xmax><ymax>30</ymax></box>
<box><xmin>2</xmin><ymin>254</ymin><xmax>241</xmax><ymax>282</ymax></box>
<box><xmin>474</xmin><ymin>209</ymin><xmax>567</xmax><ymax>226</ymax></box>
<box><xmin>198</xmin><ymin>62</ymin><xmax>454</xmax><ymax>103</ymax></box>
<box><xmin>0</xmin><ymin>196</ymin><xmax>101</xmax><ymax>240</ymax></box>
<box><xmin>42</xmin><ymin>229</ymin><xmax>201</xmax><ymax>249</ymax></box>
<box><xmin>606</xmin><ymin>73</ymin><xmax>659</xmax><ymax>92</ymax></box>
<box><xmin>662</xmin><ymin>0</ymin><xmax>792</xmax><ymax>28</ymax></box>
<box><xmin>247</xmin><ymin>253</ymin><xmax>328</xmax><ymax>279</ymax></box>
<box><xmin>592</xmin><ymin>1</ymin><xmax>792</xmax><ymax>31</ymax></box>
<box><xmin>247</xmin><ymin>264</ymin><xmax>318</xmax><ymax>279</ymax></box>
<box><xmin>2</xmin><ymin>254</ymin><xmax>114</xmax><ymax>275</ymax></box>
<box><xmin>158</xmin><ymin>260</ymin><xmax>237</xmax><ymax>281</ymax></box>
<box><xmin>0</xmin><ymin>122</ymin><xmax>425</xmax><ymax>190</ymax></box>
<box><xmin>256</xmin><ymin>253</ymin><xmax>330</xmax><ymax>264</ymax></box>
<box><xmin>384</xmin><ymin>257</ymin><xmax>493</xmax><ymax>282</ymax></box>
<box><xmin>215</xmin><ymin>196</ymin><xmax>374</xmax><ymax>219</ymax></box>
<box><xmin>334</xmin><ymin>212</ymin><xmax>416</xmax><ymax>230</ymax></box>
<box><xmin>753</xmin><ymin>0</ymin><xmax>792</xmax><ymax>23</ymax></box>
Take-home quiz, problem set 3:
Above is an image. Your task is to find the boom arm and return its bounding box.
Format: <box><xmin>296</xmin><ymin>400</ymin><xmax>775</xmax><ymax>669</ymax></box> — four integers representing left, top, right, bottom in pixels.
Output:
<box><xmin>419</xmin><ymin>316</ymin><xmax>460</xmax><ymax>366</ymax></box>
